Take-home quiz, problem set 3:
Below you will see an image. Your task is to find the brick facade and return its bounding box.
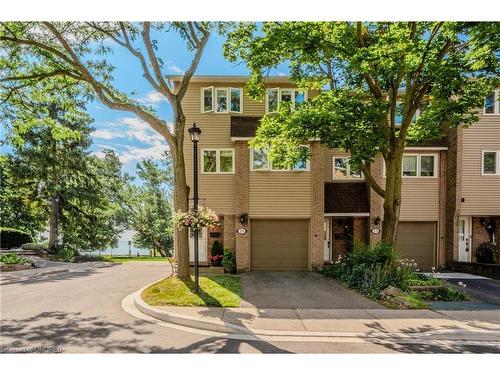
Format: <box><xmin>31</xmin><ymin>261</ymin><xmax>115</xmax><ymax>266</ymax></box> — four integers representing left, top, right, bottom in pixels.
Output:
<box><xmin>234</xmin><ymin>141</ymin><xmax>250</xmax><ymax>272</ymax></box>
<box><xmin>369</xmin><ymin>156</ymin><xmax>383</xmax><ymax>244</ymax></box>
<box><xmin>310</xmin><ymin>142</ymin><xmax>325</xmax><ymax>270</ymax></box>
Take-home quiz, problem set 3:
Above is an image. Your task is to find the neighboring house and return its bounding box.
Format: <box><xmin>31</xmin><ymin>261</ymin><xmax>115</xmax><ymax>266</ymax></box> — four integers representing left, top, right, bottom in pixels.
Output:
<box><xmin>171</xmin><ymin>75</ymin><xmax>500</xmax><ymax>272</ymax></box>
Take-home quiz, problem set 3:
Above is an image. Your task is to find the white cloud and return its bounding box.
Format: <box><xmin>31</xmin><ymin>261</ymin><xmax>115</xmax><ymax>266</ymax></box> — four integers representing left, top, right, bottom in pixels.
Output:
<box><xmin>167</xmin><ymin>64</ymin><xmax>184</xmax><ymax>74</ymax></box>
<box><xmin>92</xmin><ymin>117</ymin><xmax>166</xmax><ymax>146</ymax></box>
<box><xmin>119</xmin><ymin>142</ymin><xmax>167</xmax><ymax>164</ymax></box>
<box><xmin>139</xmin><ymin>91</ymin><xmax>167</xmax><ymax>105</ymax></box>
<box><xmin>277</xmin><ymin>72</ymin><xmax>287</xmax><ymax>77</ymax></box>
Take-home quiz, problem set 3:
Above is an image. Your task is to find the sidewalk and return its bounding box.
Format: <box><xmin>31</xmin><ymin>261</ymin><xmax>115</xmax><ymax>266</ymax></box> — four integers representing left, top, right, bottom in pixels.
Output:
<box><xmin>0</xmin><ymin>261</ymin><xmax>115</xmax><ymax>285</ymax></box>
<box><xmin>132</xmin><ymin>291</ymin><xmax>500</xmax><ymax>337</ymax></box>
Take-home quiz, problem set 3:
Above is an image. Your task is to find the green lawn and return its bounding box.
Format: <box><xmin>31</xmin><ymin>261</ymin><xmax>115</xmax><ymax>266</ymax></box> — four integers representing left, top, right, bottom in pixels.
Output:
<box><xmin>109</xmin><ymin>256</ymin><xmax>171</xmax><ymax>263</ymax></box>
<box><xmin>141</xmin><ymin>275</ymin><xmax>242</xmax><ymax>307</ymax></box>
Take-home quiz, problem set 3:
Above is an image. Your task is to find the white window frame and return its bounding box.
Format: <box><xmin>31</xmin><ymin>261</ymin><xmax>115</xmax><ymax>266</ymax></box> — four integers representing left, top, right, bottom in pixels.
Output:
<box><xmin>332</xmin><ymin>156</ymin><xmax>364</xmax><ymax>180</ymax></box>
<box><xmin>402</xmin><ymin>154</ymin><xmax>419</xmax><ymax>178</ymax></box>
<box><xmin>250</xmin><ymin>146</ymin><xmax>310</xmax><ymax>172</ymax></box>
<box><xmin>214</xmin><ymin>87</ymin><xmax>229</xmax><ymax>113</ymax></box>
<box><xmin>201</xmin><ymin>86</ymin><xmax>214</xmax><ymax>113</ymax></box>
<box><xmin>265</xmin><ymin>88</ymin><xmax>308</xmax><ymax>113</ymax></box>
<box><xmin>201</xmin><ymin>148</ymin><xmax>235</xmax><ymax>174</ymax></box>
<box><xmin>481</xmin><ymin>150</ymin><xmax>500</xmax><ymax>175</ymax></box>
<box><xmin>229</xmin><ymin>87</ymin><xmax>243</xmax><ymax>113</ymax></box>
<box><xmin>383</xmin><ymin>153</ymin><xmax>439</xmax><ymax>178</ymax></box>
<box><xmin>483</xmin><ymin>89</ymin><xmax>500</xmax><ymax>115</ymax></box>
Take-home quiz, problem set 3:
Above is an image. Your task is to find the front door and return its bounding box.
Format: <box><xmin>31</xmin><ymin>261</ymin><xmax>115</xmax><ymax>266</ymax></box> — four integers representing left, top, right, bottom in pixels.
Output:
<box><xmin>189</xmin><ymin>227</ymin><xmax>207</xmax><ymax>263</ymax></box>
<box><xmin>324</xmin><ymin>218</ymin><xmax>331</xmax><ymax>263</ymax></box>
<box><xmin>458</xmin><ymin>217</ymin><xmax>471</xmax><ymax>262</ymax></box>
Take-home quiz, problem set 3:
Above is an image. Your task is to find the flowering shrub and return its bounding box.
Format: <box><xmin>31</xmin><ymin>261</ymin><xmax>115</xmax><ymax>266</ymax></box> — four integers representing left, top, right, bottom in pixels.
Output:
<box><xmin>209</xmin><ymin>254</ymin><xmax>223</xmax><ymax>262</ymax></box>
<box><xmin>173</xmin><ymin>207</ymin><xmax>220</xmax><ymax>230</ymax></box>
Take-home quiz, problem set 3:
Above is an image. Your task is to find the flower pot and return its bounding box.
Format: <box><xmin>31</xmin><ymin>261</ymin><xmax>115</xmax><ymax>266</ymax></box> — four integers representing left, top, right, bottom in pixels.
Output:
<box><xmin>210</xmin><ymin>258</ymin><xmax>222</xmax><ymax>267</ymax></box>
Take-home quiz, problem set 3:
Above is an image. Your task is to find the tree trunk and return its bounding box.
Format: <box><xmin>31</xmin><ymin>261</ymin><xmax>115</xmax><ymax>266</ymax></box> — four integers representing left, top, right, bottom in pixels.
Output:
<box><xmin>381</xmin><ymin>154</ymin><xmax>403</xmax><ymax>244</ymax></box>
<box><xmin>172</xmin><ymin>139</ymin><xmax>190</xmax><ymax>280</ymax></box>
<box><xmin>48</xmin><ymin>193</ymin><xmax>59</xmax><ymax>250</ymax></box>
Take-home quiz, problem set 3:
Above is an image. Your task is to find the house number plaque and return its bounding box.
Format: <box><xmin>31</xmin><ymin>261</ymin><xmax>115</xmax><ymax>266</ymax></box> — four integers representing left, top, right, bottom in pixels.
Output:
<box><xmin>237</xmin><ymin>228</ymin><xmax>247</xmax><ymax>235</ymax></box>
<box><xmin>371</xmin><ymin>228</ymin><xmax>380</xmax><ymax>234</ymax></box>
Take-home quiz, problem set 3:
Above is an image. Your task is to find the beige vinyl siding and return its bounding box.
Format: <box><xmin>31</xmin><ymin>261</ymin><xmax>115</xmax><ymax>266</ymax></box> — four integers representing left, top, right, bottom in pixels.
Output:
<box><xmin>459</xmin><ymin>112</ymin><xmax>500</xmax><ymax>215</ymax></box>
<box><xmin>182</xmin><ymin>81</ymin><xmax>307</xmax><ymax>215</ymax></box>
<box><xmin>249</xmin><ymin>172</ymin><xmax>312</xmax><ymax>217</ymax></box>
<box><xmin>379</xmin><ymin>153</ymin><xmax>441</xmax><ymax>221</ymax></box>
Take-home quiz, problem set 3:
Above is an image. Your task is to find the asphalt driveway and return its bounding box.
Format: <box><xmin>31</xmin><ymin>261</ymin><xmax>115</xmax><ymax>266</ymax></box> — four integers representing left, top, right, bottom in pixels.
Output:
<box><xmin>239</xmin><ymin>271</ymin><xmax>384</xmax><ymax>309</ymax></box>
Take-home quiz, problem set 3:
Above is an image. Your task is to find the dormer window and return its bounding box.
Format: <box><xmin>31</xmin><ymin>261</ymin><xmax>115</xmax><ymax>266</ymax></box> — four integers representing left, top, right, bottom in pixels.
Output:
<box><xmin>201</xmin><ymin>87</ymin><xmax>243</xmax><ymax>114</ymax></box>
<box><xmin>266</xmin><ymin>88</ymin><xmax>308</xmax><ymax>113</ymax></box>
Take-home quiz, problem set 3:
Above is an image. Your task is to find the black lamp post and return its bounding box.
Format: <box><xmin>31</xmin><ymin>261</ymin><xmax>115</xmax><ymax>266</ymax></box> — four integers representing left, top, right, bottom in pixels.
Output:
<box><xmin>188</xmin><ymin>122</ymin><xmax>202</xmax><ymax>294</ymax></box>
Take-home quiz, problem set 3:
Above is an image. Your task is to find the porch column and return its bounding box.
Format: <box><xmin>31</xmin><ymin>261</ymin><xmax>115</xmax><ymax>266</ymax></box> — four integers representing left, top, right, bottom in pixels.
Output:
<box><xmin>310</xmin><ymin>142</ymin><xmax>325</xmax><ymax>270</ymax></box>
<box><xmin>369</xmin><ymin>156</ymin><xmax>383</xmax><ymax>244</ymax></box>
<box><xmin>234</xmin><ymin>141</ymin><xmax>250</xmax><ymax>272</ymax></box>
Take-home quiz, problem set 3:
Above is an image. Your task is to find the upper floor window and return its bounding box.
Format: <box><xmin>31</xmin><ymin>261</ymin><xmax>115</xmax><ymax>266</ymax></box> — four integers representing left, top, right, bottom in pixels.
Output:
<box><xmin>202</xmin><ymin>149</ymin><xmax>235</xmax><ymax>174</ymax></box>
<box><xmin>484</xmin><ymin>90</ymin><xmax>499</xmax><ymax>115</ymax></box>
<box><xmin>384</xmin><ymin>154</ymin><xmax>438</xmax><ymax>178</ymax></box>
<box><xmin>395</xmin><ymin>102</ymin><xmax>418</xmax><ymax>126</ymax></box>
<box><xmin>482</xmin><ymin>151</ymin><xmax>500</xmax><ymax>175</ymax></box>
<box><xmin>333</xmin><ymin>157</ymin><xmax>362</xmax><ymax>179</ymax></box>
<box><xmin>201</xmin><ymin>87</ymin><xmax>243</xmax><ymax>114</ymax></box>
<box><xmin>251</xmin><ymin>146</ymin><xmax>309</xmax><ymax>171</ymax></box>
<box><xmin>266</xmin><ymin>88</ymin><xmax>307</xmax><ymax>113</ymax></box>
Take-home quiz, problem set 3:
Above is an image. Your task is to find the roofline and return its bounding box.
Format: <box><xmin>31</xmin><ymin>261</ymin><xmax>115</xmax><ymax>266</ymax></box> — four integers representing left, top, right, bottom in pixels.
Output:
<box><xmin>167</xmin><ymin>75</ymin><xmax>292</xmax><ymax>83</ymax></box>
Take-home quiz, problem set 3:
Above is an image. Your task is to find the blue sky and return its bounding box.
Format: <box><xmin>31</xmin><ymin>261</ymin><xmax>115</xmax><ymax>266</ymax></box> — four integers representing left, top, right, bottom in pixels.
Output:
<box><xmin>88</xmin><ymin>29</ymin><xmax>288</xmax><ymax>177</ymax></box>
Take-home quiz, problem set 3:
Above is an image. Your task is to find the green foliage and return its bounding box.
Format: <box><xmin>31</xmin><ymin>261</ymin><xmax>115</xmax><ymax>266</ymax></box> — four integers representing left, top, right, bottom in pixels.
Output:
<box><xmin>54</xmin><ymin>245</ymin><xmax>76</xmax><ymax>263</ymax></box>
<box><xmin>0</xmin><ymin>227</ymin><xmax>34</xmax><ymax>249</ymax></box>
<box><xmin>320</xmin><ymin>243</ymin><xmax>417</xmax><ymax>299</ymax></box>
<box><xmin>476</xmin><ymin>242</ymin><xmax>498</xmax><ymax>264</ymax></box>
<box><xmin>221</xmin><ymin>248</ymin><xmax>237</xmax><ymax>273</ymax></box>
<box><xmin>211</xmin><ymin>240</ymin><xmax>223</xmax><ymax>257</ymax></box>
<box><xmin>21</xmin><ymin>242</ymin><xmax>48</xmax><ymax>252</ymax></box>
<box><xmin>225</xmin><ymin>22</ymin><xmax>500</xmax><ymax>241</ymax></box>
<box><xmin>120</xmin><ymin>153</ymin><xmax>174</xmax><ymax>257</ymax></box>
<box><xmin>0</xmin><ymin>253</ymin><xmax>33</xmax><ymax>265</ymax></box>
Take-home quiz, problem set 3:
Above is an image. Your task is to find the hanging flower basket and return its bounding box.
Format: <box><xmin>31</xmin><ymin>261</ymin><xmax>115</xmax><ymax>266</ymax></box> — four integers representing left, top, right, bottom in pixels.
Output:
<box><xmin>173</xmin><ymin>207</ymin><xmax>220</xmax><ymax>230</ymax></box>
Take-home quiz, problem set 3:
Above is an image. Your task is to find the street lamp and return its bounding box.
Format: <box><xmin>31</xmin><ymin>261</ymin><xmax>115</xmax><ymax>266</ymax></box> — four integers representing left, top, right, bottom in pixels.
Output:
<box><xmin>188</xmin><ymin>122</ymin><xmax>202</xmax><ymax>294</ymax></box>
<box><xmin>128</xmin><ymin>240</ymin><xmax>132</xmax><ymax>258</ymax></box>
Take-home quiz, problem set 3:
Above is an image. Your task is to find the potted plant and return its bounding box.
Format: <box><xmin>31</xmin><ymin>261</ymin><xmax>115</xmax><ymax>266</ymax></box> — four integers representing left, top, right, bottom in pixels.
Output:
<box><xmin>173</xmin><ymin>207</ymin><xmax>220</xmax><ymax>230</ymax></box>
<box><xmin>476</xmin><ymin>242</ymin><xmax>497</xmax><ymax>264</ymax></box>
<box><xmin>221</xmin><ymin>248</ymin><xmax>237</xmax><ymax>274</ymax></box>
<box><xmin>209</xmin><ymin>240</ymin><xmax>223</xmax><ymax>267</ymax></box>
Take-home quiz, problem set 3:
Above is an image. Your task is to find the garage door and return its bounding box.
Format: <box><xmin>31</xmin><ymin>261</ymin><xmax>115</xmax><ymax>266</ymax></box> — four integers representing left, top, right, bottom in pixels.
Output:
<box><xmin>251</xmin><ymin>219</ymin><xmax>308</xmax><ymax>271</ymax></box>
<box><xmin>396</xmin><ymin>222</ymin><xmax>436</xmax><ymax>270</ymax></box>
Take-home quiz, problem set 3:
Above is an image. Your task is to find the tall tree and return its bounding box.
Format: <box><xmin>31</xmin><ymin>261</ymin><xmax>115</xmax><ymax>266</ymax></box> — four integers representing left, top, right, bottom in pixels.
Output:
<box><xmin>0</xmin><ymin>22</ymin><xmax>220</xmax><ymax>279</ymax></box>
<box><xmin>225</xmin><ymin>22</ymin><xmax>500</xmax><ymax>243</ymax></box>
<box><xmin>2</xmin><ymin>79</ymin><xmax>94</xmax><ymax>249</ymax></box>
<box><xmin>121</xmin><ymin>152</ymin><xmax>174</xmax><ymax>257</ymax></box>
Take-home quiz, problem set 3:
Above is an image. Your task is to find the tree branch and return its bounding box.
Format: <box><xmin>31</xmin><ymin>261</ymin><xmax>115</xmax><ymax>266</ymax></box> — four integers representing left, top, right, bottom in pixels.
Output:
<box><xmin>362</xmin><ymin>162</ymin><xmax>386</xmax><ymax>198</ymax></box>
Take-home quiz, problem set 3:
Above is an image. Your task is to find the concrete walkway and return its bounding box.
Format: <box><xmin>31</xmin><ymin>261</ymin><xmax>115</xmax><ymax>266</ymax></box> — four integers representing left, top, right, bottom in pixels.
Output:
<box><xmin>132</xmin><ymin>287</ymin><xmax>500</xmax><ymax>338</ymax></box>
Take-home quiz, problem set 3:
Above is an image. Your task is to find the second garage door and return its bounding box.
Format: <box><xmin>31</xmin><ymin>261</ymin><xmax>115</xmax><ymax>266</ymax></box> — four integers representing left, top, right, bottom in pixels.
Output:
<box><xmin>251</xmin><ymin>219</ymin><xmax>308</xmax><ymax>271</ymax></box>
<box><xmin>396</xmin><ymin>222</ymin><xmax>436</xmax><ymax>270</ymax></box>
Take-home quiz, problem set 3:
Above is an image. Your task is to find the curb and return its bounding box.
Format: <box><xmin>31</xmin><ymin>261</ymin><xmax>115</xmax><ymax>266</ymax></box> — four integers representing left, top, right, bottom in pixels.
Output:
<box><xmin>131</xmin><ymin>278</ymin><xmax>500</xmax><ymax>339</ymax></box>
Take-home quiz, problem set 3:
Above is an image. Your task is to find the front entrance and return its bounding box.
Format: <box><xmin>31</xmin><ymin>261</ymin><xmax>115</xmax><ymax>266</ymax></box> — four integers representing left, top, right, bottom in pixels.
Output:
<box><xmin>458</xmin><ymin>217</ymin><xmax>471</xmax><ymax>262</ymax></box>
<box><xmin>189</xmin><ymin>227</ymin><xmax>207</xmax><ymax>263</ymax></box>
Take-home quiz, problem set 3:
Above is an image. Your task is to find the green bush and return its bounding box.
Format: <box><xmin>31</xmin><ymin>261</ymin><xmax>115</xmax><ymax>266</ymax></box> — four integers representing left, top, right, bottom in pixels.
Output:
<box><xmin>54</xmin><ymin>245</ymin><xmax>76</xmax><ymax>262</ymax></box>
<box><xmin>320</xmin><ymin>243</ymin><xmax>417</xmax><ymax>300</ymax></box>
<box><xmin>0</xmin><ymin>253</ymin><xmax>33</xmax><ymax>266</ymax></box>
<box><xmin>221</xmin><ymin>248</ymin><xmax>236</xmax><ymax>273</ymax></box>
<box><xmin>21</xmin><ymin>242</ymin><xmax>48</xmax><ymax>252</ymax></box>
<box><xmin>0</xmin><ymin>227</ymin><xmax>34</xmax><ymax>249</ymax></box>
<box><xmin>476</xmin><ymin>242</ymin><xmax>497</xmax><ymax>264</ymax></box>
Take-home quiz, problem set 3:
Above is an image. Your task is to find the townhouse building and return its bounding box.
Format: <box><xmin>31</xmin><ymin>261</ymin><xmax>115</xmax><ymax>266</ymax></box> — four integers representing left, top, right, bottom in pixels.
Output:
<box><xmin>172</xmin><ymin>76</ymin><xmax>500</xmax><ymax>272</ymax></box>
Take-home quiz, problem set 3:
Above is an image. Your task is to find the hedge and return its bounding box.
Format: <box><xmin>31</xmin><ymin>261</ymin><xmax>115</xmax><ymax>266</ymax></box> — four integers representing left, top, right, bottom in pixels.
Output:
<box><xmin>0</xmin><ymin>227</ymin><xmax>34</xmax><ymax>249</ymax></box>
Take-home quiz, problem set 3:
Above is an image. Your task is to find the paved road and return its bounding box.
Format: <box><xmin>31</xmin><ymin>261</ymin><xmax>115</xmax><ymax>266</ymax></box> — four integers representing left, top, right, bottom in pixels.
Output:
<box><xmin>1</xmin><ymin>263</ymin><xmax>499</xmax><ymax>353</ymax></box>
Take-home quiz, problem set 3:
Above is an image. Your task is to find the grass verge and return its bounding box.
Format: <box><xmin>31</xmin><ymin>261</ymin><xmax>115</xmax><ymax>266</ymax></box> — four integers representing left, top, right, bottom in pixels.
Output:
<box><xmin>108</xmin><ymin>256</ymin><xmax>171</xmax><ymax>263</ymax></box>
<box><xmin>142</xmin><ymin>275</ymin><xmax>242</xmax><ymax>307</ymax></box>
